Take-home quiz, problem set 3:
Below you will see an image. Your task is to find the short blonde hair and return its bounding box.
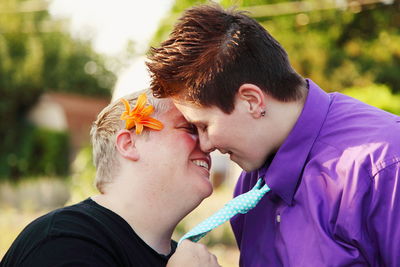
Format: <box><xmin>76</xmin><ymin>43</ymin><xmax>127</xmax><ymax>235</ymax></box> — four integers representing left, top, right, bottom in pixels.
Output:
<box><xmin>90</xmin><ymin>89</ymin><xmax>169</xmax><ymax>193</ymax></box>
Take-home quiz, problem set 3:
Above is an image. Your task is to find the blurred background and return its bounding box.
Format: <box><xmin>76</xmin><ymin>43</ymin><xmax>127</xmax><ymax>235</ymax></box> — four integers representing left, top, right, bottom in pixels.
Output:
<box><xmin>1</xmin><ymin>0</ymin><xmax>400</xmax><ymax>266</ymax></box>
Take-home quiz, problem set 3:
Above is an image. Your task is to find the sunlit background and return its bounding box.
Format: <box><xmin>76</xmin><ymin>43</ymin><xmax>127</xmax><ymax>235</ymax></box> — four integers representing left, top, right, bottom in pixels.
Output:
<box><xmin>1</xmin><ymin>0</ymin><xmax>400</xmax><ymax>266</ymax></box>
<box><xmin>49</xmin><ymin>0</ymin><xmax>175</xmax><ymax>99</ymax></box>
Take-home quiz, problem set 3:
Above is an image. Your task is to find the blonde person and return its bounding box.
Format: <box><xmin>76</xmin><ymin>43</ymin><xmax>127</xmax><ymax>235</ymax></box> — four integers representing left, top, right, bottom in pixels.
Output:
<box><xmin>1</xmin><ymin>90</ymin><xmax>220</xmax><ymax>267</ymax></box>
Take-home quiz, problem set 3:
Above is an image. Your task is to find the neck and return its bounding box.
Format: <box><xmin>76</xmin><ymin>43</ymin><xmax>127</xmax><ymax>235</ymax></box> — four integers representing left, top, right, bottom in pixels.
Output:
<box><xmin>265</xmin><ymin>91</ymin><xmax>307</xmax><ymax>151</ymax></box>
<box><xmin>92</xmin><ymin>181</ymin><xmax>182</xmax><ymax>255</ymax></box>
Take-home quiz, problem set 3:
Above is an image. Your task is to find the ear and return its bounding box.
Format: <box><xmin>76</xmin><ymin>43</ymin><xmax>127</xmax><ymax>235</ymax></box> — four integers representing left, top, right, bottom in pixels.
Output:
<box><xmin>237</xmin><ymin>84</ymin><xmax>266</xmax><ymax>118</ymax></box>
<box><xmin>115</xmin><ymin>129</ymin><xmax>140</xmax><ymax>161</ymax></box>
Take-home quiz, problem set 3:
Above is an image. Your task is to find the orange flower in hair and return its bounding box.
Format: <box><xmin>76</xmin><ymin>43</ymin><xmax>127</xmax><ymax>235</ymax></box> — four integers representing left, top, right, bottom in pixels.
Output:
<box><xmin>120</xmin><ymin>93</ymin><xmax>163</xmax><ymax>134</ymax></box>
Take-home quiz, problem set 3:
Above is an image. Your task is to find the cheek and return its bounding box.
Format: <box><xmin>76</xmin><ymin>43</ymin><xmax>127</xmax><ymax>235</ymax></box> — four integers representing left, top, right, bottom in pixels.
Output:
<box><xmin>208</xmin><ymin>130</ymin><xmax>224</xmax><ymax>146</ymax></box>
<box><xmin>180</xmin><ymin>133</ymin><xmax>198</xmax><ymax>149</ymax></box>
<box><xmin>209</xmin><ymin>123</ymin><xmax>227</xmax><ymax>140</ymax></box>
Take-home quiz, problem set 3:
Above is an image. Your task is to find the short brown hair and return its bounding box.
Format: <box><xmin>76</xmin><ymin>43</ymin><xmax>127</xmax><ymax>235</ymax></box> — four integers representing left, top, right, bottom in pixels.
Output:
<box><xmin>146</xmin><ymin>3</ymin><xmax>306</xmax><ymax>113</ymax></box>
<box><xmin>90</xmin><ymin>89</ymin><xmax>169</xmax><ymax>193</ymax></box>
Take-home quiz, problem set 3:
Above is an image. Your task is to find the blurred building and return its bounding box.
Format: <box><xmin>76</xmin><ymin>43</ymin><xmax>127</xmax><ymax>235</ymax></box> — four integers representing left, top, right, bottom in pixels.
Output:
<box><xmin>28</xmin><ymin>92</ymin><xmax>110</xmax><ymax>158</ymax></box>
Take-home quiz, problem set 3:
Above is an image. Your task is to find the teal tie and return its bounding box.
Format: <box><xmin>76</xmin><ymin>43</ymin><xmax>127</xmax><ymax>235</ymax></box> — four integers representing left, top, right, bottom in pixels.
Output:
<box><xmin>179</xmin><ymin>178</ymin><xmax>270</xmax><ymax>244</ymax></box>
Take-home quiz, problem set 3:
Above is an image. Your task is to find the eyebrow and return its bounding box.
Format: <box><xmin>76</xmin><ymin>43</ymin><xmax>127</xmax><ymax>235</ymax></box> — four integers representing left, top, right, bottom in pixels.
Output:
<box><xmin>190</xmin><ymin>120</ymin><xmax>207</xmax><ymax>127</ymax></box>
<box><xmin>174</xmin><ymin>111</ymin><xmax>207</xmax><ymax>125</ymax></box>
<box><xmin>175</xmin><ymin>116</ymin><xmax>206</xmax><ymax>129</ymax></box>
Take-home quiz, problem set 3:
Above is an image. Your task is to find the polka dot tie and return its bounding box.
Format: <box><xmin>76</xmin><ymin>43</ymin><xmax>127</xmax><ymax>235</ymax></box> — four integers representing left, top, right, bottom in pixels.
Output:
<box><xmin>178</xmin><ymin>178</ymin><xmax>270</xmax><ymax>244</ymax></box>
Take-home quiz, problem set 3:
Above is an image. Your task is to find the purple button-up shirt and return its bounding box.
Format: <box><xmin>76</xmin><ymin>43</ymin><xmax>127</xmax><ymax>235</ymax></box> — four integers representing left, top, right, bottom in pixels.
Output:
<box><xmin>231</xmin><ymin>80</ymin><xmax>400</xmax><ymax>266</ymax></box>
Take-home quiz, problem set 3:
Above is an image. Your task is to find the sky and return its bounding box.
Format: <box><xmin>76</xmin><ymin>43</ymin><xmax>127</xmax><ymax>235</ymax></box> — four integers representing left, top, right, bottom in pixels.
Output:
<box><xmin>49</xmin><ymin>0</ymin><xmax>175</xmax><ymax>99</ymax></box>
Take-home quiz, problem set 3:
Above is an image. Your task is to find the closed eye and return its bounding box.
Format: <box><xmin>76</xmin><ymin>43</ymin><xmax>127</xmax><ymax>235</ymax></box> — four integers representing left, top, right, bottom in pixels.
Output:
<box><xmin>180</xmin><ymin>124</ymin><xmax>198</xmax><ymax>135</ymax></box>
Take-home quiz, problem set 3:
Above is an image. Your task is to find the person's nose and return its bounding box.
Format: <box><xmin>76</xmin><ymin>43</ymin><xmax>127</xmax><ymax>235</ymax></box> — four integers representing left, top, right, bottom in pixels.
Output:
<box><xmin>198</xmin><ymin>132</ymin><xmax>215</xmax><ymax>153</ymax></box>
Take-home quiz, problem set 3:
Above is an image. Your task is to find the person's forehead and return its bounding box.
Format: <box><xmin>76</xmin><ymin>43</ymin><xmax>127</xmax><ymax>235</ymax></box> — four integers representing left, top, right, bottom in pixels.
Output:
<box><xmin>161</xmin><ymin>103</ymin><xmax>187</xmax><ymax>123</ymax></box>
<box><xmin>174</xmin><ymin>101</ymin><xmax>217</xmax><ymax>121</ymax></box>
<box><xmin>173</xmin><ymin>98</ymin><xmax>204</xmax><ymax>111</ymax></box>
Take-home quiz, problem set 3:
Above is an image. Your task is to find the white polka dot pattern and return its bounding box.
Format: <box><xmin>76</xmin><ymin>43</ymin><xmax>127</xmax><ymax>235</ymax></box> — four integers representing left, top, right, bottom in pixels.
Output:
<box><xmin>178</xmin><ymin>178</ymin><xmax>270</xmax><ymax>244</ymax></box>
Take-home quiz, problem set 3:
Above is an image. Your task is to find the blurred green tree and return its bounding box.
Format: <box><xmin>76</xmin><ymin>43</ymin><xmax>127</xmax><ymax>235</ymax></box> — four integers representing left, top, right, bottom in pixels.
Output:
<box><xmin>0</xmin><ymin>0</ymin><xmax>117</xmax><ymax>180</ymax></box>
<box><xmin>343</xmin><ymin>84</ymin><xmax>400</xmax><ymax>115</ymax></box>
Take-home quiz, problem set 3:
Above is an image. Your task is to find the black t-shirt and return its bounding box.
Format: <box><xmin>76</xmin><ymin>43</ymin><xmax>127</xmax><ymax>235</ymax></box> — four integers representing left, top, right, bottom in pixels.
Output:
<box><xmin>1</xmin><ymin>198</ymin><xmax>177</xmax><ymax>267</ymax></box>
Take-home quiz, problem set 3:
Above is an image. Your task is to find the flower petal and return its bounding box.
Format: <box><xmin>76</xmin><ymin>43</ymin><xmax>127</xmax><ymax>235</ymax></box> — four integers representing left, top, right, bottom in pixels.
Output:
<box><xmin>119</xmin><ymin>93</ymin><xmax>163</xmax><ymax>134</ymax></box>
<box><xmin>120</xmin><ymin>111</ymin><xmax>130</xmax><ymax>120</ymax></box>
<box><xmin>120</xmin><ymin>98</ymin><xmax>131</xmax><ymax>114</ymax></box>
<box><xmin>140</xmin><ymin>117</ymin><xmax>164</xmax><ymax>131</ymax></box>
<box><xmin>141</xmin><ymin>105</ymin><xmax>155</xmax><ymax>117</ymax></box>
<box><xmin>126</xmin><ymin>119</ymin><xmax>135</xmax><ymax>130</ymax></box>
<box><xmin>135</xmin><ymin>124</ymin><xmax>144</xmax><ymax>135</ymax></box>
<box><xmin>132</xmin><ymin>93</ymin><xmax>147</xmax><ymax>114</ymax></box>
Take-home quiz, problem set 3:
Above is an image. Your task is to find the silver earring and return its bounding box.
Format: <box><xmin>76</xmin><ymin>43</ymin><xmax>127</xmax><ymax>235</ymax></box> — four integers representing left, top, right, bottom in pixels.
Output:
<box><xmin>261</xmin><ymin>110</ymin><xmax>266</xmax><ymax>117</ymax></box>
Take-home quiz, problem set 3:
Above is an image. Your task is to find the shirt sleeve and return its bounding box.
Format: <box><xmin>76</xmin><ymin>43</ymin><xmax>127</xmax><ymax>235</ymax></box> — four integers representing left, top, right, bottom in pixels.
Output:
<box><xmin>20</xmin><ymin>236</ymin><xmax>117</xmax><ymax>267</ymax></box>
<box><xmin>367</xmin><ymin>160</ymin><xmax>400</xmax><ymax>266</ymax></box>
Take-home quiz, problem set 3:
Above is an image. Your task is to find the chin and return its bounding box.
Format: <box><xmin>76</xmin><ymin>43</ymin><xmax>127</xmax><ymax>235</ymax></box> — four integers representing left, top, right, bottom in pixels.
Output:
<box><xmin>195</xmin><ymin>171</ymin><xmax>213</xmax><ymax>194</ymax></box>
<box><xmin>231</xmin><ymin>156</ymin><xmax>251</xmax><ymax>172</ymax></box>
<box><xmin>195</xmin><ymin>181</ymin><xmax>213</xmax><ymax>204</ymax></box>
<box><xmin>237</xmin><ymin>162</ymin><xmax>254</xmax><ymax>172</ymax></box>
<box><xmin>204</xmin><ymin>184</ymin><xmax>213</xmax><ymax>198</ymax></box>
<box><xmin>184</xmin><ymin>173</ymin><xmax>213</xmax><ymax>208</ymax></box>
<box><xmin>200</xmin><ymin>179</ymin><xmax>213</xmax><ymax>198</ymax></box>
<box><xmin>238</xmin><ymin>158</ymin><xmax>266</xmax><ymax>172</ymax></box>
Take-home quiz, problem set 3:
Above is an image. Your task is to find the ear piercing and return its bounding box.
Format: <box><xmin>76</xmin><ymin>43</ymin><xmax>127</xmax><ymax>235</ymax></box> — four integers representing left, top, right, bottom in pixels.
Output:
<box><xmin>260</xmin><ymin>110</ymin><xmax>266</xmax><ymax>117</ymax></box>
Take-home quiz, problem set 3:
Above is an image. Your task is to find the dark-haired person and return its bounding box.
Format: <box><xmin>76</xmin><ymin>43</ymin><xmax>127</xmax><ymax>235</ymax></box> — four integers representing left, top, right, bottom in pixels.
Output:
<box><xmin>146</xmin><ymin>4</ymin><xmax>400</xmax><ymax>266</ymax></box>
<box><xmin>1</xmin><ymin>90</ymin><xmax>220</xmax><ymax>267</ymax></box>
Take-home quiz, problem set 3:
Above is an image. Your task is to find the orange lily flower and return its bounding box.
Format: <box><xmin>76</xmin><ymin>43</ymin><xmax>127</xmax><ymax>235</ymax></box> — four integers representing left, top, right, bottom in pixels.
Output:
<box><xmin>120</xmin><ymin>93</ymin><xmax>163</xmax><ymax>134</ymax></box>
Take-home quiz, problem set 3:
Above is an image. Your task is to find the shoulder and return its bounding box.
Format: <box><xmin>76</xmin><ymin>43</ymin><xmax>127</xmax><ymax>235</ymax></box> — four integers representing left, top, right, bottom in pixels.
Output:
<box><xmin>1</xmin><ymin>199</ymin><xmax>116</xmax><ymax>266</ymax></box>
<box><xmin>304</xmin><ymin>109</ymin><xmax>400</xmax><ymax>204</ymax></box>
<box><xmin>314</xmin><ymin>93</ymin><xmax>400</xmax><ymax>177</ymax></box>
<box><xmin>324</xmin><ymin>92</ymin><xmax>399</xmax><ymax>143</ymax></box>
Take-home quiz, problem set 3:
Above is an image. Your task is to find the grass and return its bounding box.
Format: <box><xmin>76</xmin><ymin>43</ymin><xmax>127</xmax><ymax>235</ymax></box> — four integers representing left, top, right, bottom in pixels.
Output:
<box><xmin>0</xmin><ymin>208</ymin><xmax>48</xmax><ymax>258</ymax></box>
<box><xmin>0</xmin><ymin>177</ymin><xmax>70</xmax><ymax>258</ymax></box>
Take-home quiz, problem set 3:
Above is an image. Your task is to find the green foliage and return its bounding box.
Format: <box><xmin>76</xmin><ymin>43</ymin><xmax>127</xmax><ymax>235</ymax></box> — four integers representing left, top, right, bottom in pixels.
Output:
<box><xmin>39</xmin><ymin>33</ymin><xmax>116</xmax><ymax>96</ymax></box>
<box><xmin>0</xmin><ymin>3</ymin><xmax>116</xmax><ymax>128</ymax></box>
<box><xmin>66</xmin><ymin>145</ymin><xmax>98</xmax><ymax>204</ymax></box>
<box><xmin>0</xmin><ymin>121</ymin><xmax>70</xmax><ymax>181</ymax></box>
<box><xmin>0</xmin><ymin>0</ymin><xmax>117</xmax><ymax>181</ymax></box>
<box><xmin>254</xmin><ymin>2</ymin><xmax>400</xmax><ymax>94</ymax></box>
<box><xmin>0</xmin><ymin>0</ymin><xmax>116</xmax><ymax>97</ymax></box>
<box><xmin>30</xmin><ymin>127</ymin><xmax>70</xmax><ymax>176</ymax></box>
<box><xmin>342</xmin><ymin>84</ymin><xmax>400</xmax><ymax>115</ymax></box>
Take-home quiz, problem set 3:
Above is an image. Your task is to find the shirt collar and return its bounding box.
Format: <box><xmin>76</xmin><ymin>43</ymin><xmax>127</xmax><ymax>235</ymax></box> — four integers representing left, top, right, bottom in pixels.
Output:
<box><xmin>259</xmin><ymin>79</ymin><xmax>331</xmax><ymax>205</ymax></box>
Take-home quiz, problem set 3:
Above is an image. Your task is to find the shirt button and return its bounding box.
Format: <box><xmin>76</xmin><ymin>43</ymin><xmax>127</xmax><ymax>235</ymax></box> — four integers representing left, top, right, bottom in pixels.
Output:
<box><xmin>276</xmin><ymin>214</ymin><xmax>281</xmax><ymax>223</ymax></box>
